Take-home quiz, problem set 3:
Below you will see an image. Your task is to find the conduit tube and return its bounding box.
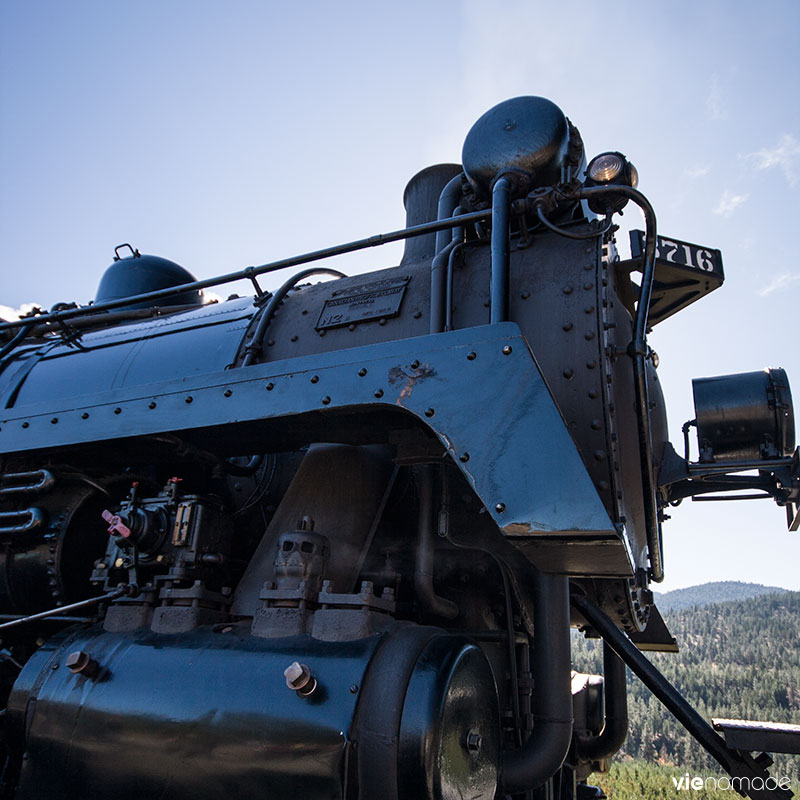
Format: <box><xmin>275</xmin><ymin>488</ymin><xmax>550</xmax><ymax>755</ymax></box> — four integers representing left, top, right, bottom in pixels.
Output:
<box><xmin>576</xmin><ymin>641</ymin><xmax>628</xmax><ymax>761</ymax></box>
<box><xmin>490</xmin><ymin>177</ymin><xmax>511</xmax><ymax>324</ymax></box>
<box><xmin>414</xmin><ymin>465</ymin><xmax>458</xmax><ymax>619</ymax></box>
<box><xmin>501</xmin><ymin>571</ymin><xmax>572</xmax><ymax>793</ymax></box>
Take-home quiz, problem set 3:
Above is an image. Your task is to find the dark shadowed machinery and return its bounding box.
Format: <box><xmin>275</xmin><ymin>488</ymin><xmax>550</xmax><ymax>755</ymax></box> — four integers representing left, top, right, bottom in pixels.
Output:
<box><xmin>0</xmin><ymin>96</ymin><xmax>798</xmax><ymax>800</ymax></box>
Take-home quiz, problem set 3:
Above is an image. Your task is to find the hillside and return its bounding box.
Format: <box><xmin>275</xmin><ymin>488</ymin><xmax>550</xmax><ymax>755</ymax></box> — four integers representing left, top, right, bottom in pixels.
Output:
<box><xmin>572</xmin><ymin>590</ymin><xmax>800</xmax><ymax>792</ymax></box>
<box><xmin>655</xmin><ymin>581</ymin><xmax>789</xmax><ymax>611</ymax></box>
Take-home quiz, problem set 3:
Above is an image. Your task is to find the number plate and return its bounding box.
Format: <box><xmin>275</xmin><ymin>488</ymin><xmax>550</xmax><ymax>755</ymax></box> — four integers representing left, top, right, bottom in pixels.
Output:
<box><xmin>631</xmin><ymin>231</ymin><xmax>724</xmax><ymax>277</ymax></box>
<box><xmin>316</xmin><ymin>276</ymin><xmax>410</xmax><ymax>330</ymax></box>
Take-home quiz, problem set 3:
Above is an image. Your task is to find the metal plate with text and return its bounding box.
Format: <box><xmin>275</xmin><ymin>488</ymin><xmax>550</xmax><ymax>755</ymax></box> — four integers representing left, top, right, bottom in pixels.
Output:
<box><xmin>316</xmin><ymin>276</ymin><xmax>410</xmax><ymax>330</ymax></box>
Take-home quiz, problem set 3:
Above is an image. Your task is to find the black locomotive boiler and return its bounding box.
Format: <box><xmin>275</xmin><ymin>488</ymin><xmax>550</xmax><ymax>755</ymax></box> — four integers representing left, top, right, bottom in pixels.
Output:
<box><xmin>0</xmin><ymin>96</ymin><xmax>798</xmax><ymax>800</ymax></box>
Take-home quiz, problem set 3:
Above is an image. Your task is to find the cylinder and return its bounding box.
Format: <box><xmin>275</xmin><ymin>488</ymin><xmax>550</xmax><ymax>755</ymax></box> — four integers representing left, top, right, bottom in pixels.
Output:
<box><xmin>692</xmin><ymin>368</ymin><xmax>795</xmax><ymax>461</ymax></box>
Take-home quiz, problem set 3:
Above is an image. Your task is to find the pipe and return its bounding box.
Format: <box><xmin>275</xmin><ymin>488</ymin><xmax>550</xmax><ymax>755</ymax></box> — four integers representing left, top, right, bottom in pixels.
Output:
<box><xmin>0</xmin><ymin>210</ymin><xmax>492</xmax><ymax>335</ymax></box>
<box><xmin>571</xmin><ymin>592</ymin><xmax>786</xmax><ymax>799</ymax></box>
<box><xmin>241</xmin><ymin>266</ymin><xmax>346</xmax><ymax>366</ymax></box>
<box><xmin>490</xmin><ymin>177</ymin><xmax>511</xmax><ymax>324</ymax></box>
<box><xmin>414</xmin><ymin>465</ymin><xmax>458</xmax><ymax>619</ymax></box>
<box><xmin>579</xmin><ymin>185</ymin><xmax>663</xmax><ymax>582</ymax></box>
<box><xmin>501</xmin><ymin>571</ymin><xmax>572</xmax><ymax>793</ymax></box>
<box><xmin>434</xmin><ymin>173</ymin><xmax>464</xmax><ymax>255</ymax></box>
<box><xmin>575</xmin><ymin>641</ymin><xmax>628</xmax><ymax>761</ymax></box>
<box><xmin>429</xmin><ymin>208</ymin><xmax>465</xmax><ymax>334</ymax></box>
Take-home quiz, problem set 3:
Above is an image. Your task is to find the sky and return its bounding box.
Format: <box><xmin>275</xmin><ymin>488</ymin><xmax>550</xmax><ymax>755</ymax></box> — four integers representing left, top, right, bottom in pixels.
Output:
<box><xmin>1</xmin><ymin>0</ymin><xmax>799</xmax><ymax>592</ymax></box>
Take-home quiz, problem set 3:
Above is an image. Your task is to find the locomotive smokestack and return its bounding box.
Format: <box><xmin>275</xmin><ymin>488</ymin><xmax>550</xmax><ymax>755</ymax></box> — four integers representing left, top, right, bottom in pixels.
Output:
<box><xmin>400</xmin><ymin>163</ymin><xmax>462</xmax><ymax>265</ymax></box>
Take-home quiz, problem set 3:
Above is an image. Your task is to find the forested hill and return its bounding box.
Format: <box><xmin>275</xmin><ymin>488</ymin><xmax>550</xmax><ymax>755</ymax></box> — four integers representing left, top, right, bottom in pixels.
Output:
<box><xmin>572</xmin><ymin>590</ymin><xmax>800</xmax><ymax>789</ymax></box>
<box><xmin>654</xmin><ymin>581</ymin><xmax>788</xmax><ymax>611</ymax></box>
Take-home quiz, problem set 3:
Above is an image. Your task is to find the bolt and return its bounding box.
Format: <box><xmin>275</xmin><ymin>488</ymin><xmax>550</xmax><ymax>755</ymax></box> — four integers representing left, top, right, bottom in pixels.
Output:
<box><xmin>149</xmin><ymin>401</ymin><xmax>157</xmax><ymax>409</ymax></box>
<box><xmin>350</xmin><ymin>684</ymin><xmax>359</xmax><ymax>694</ymax></box>
<box><xmin>459</xmin><ymin>452</ymin><xmax>470</xmax><ymax>463</ymax></box>
<box><xmin>502</xmin><ymin>345</ymin><xmax>512</xmax><ymax>355</ymax></box>
<box><xmin>358</xmin><ymin>368</ymin><xmax>367</xmax><ymax>376</ymax></box>
<box><xmin>411</xmin><ymin>360</ymin><xmax>420</xmax><ymax>369</ymax></box>
<box><xmin>266</xmin><ymin>382</ymin><xmax>274</xmax><ymax>391</ymax></box>
<box><xmin>467</xmin><ymin>351</ymin><xmax>477</xmax><ymax>361</ymax></box>
<box><xmin>22</xmin><ymin>422</ymin><xmax>29</xmax><ymax>429</ymax></box>
<box><xmin>322</xmin><ymin>396</ymin><xmax>331</xmax><ymax>405</ymax></box>
<box><xmin>66</xmin><ymin>650</ymin><xmax>99</xmax><ymax>678</ymax></box>
<box><xmin>310</xmin><ymin>375</ymin><xmax>319</xmax><ymax>384</ymax></box>
<box><xmin>466</xmin><ymin>730</ymin><xmax>483</xmax><ymax>753</ymax></box>
<box><xmin>424</xmin><ymin>407</ymin><xmax>435</xmax><ymax>418</ymax></box>
<box><xmin>374</xmin><ymin>389</ymin><xmax>384</xmax><ymax>398</ymax></box>
<box><xmin>114</xmin><ymin>407</ymin><xmax>122</xmax><ymax>414</ymax></box>
<box><xmin>185</xmin><ymin>396</ymin><xmax>193</xmax><ymax>404</ymax></box>
<box><xmin>224</xmin><ymin>389</ymin><xmax>232</xmax><ymax>397</ymax></box>
<box><xmin>284</xmin><ymin>661</ymin><xmax>317</xmax><ymax>697</ymax></box>
<box><xmin>81</xmin><ymin>412</ymin><xmax>89</xmax><ymax>419</ymax></box>
<box><xmin>50</xmin><ymin>417</ymin><xmax>58</xmax><ymax>424</ymax></box>
<box><xmin>495</xmin><ymin>502</ymin><xmax>506</xmax><ymax>513</ymax></box>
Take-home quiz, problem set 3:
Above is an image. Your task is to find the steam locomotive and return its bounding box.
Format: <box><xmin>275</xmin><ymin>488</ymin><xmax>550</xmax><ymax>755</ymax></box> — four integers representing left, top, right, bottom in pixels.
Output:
<box><xmin>0</xmin><ymin>96</ymin><xmax>797</xmax><ymax>800</ymax></box>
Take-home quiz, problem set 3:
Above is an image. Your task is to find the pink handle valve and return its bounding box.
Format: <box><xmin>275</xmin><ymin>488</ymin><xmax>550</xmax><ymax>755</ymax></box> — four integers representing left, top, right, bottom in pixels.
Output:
<box><xmin>101</xmin><ymin>509</ymin><xmax>131</xmax><ymax>538</ymax></box>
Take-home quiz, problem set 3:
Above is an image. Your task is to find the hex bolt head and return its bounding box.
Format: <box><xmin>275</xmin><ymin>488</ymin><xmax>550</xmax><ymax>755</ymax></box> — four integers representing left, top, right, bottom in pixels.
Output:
<box><xmin>66</xmin><ymin>650</ymin><xmax>99</xmax><ymax>678</ymax></box>
<box><xmin>284</xmin><ymin>661</ymin><xmax>317</xmax><ymax>697</ymax></box>
<box><xmin>466</xmin><ymin>729</ymin><xmax>483</xmax><ymax>753</ymax></box>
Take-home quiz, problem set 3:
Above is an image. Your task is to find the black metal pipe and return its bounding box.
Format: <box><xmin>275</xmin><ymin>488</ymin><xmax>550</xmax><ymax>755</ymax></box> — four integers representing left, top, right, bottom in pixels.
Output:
<box><xmin>0</xmin><ymin>586</ymin><xmax>130</xmax><ymax>632</ymax></box>
<box><xmin>571</xmin><ymin>592</ymin><xmax>789</xmax><ymax>799</ymax></box>
<box><xmin>434</xmin><ymin>173</ymin><xmax>464</xmax><ymax>255</ymax></box>
<box><xmin>0</xmin><ymin>323</ymin><xmax>33</xmax><ymax>361</ymax></box>
<box><xmin>501</xmin><ymin>572</ymin><xmax>572</xmax><ymax>793</ymax></box>
<box><xmin>579</xmin><ymin>185</ymin><xmax>663</xmax><ymax>582</ymax></box>
<box><xmin>241</xmin><ymin>267</ymin><xmax>346</xmax><ymax>366</ymax></box>
<box><xmin>576</xmin><ymin>641</ymin><xmax>628</xmax><ymax>761</ymax></box>
<box><xmin>0</xmin><ymin>210</ymin><xmax>492</xmax><ymax>335</ymax></box>
<box><xmin>430</xmin><ymin>208</ymin><xmax>465</xmax><ymax>334</ymax></box>
<box><xmin>414</xmin><ymin>465</ymin><xmax>458</xmax><ymax>619</ymax></box>
<box><xmin>490</xmin><ymin>177</ymin><xmax>511</xmax><ymax>324</ymax></box>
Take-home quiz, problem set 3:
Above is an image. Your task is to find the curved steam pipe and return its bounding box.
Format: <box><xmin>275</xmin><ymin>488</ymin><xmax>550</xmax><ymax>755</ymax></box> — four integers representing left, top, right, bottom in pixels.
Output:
<box><xmin>434</xmin><ymin>173</ymin><xmax>464</xmax><ymax>255</ymax></box>
<box><xmin>579</xmin><ymin>184</ymin><xmax>663</xmax><ymax>582</ymax></box>
<box><xmin>501</xmin><ymin>571</ymin><xmax>572</xmax><ymax>793</ymax></box>
<box><xmin>575</xmin><ymin>641</ymin><xmax>628</xmax><ymax>761</ymax></box>
<box><xmin>241</xmin><ymin>267</ymin><xmax>346</xmax><ymax>367</ymax></box>
<box><xmin>414</xmin><ymin>465</ymin><xmax>458</xmax><ymax>619</ymax></box>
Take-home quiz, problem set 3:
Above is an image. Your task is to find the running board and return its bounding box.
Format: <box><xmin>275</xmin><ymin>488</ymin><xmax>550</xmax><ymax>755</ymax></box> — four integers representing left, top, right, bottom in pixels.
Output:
<box><xmin>713</xmin><ymin>719</ymin><xmax>800</xmax><ymax>756</ymax></box>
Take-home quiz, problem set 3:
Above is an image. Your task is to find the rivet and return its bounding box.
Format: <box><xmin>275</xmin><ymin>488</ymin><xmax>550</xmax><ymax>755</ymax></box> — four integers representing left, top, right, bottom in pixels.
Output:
<box><xmin>358</xmin><ymin>368</ymin><xmax>367</xmax><ymax>377</ymax></box>
<box><xmin>563</xmin><ymin>285</ymin><xmax>573</xmax><ymax>295</ymax></box>
<box><xmin>467</xmin><ymin>351</ymin><xmax>477</xmax><ymax>360</ymax></box>
<box><xmin>584</xmin><ymin>282</ymin><xmax>593</xmax><ymax>290</ymax></box>
<box><xmin>424</xmin><ymin>408</ymin><xmax>435</xmax><ymax>418</ymax></box>
<box><xmin>81</xmin><ymin>412</ymin><xmax>89</xmax><ymax>419</ymax></box>
<box><xmin>562</xmin><ymin>322</ymin><xmax>573</xmax><ymax>332</ymax></box>
<box><xmin>495</xmin><ymin>502</ymin><xmax>506</xmax><ymax>513</ymax></box>
<box><xmin>584</xmin><ymin>306</ymin><xmax>594</xmax><ymax>314</ymax></box>
<box><xmin>594</xmin><ymin>450</ymin><xmax>607</xmax><ymax>461</ymax></box>
<box><xmin>224</xmin><ymin>389</ymin><xmax>232</xmax><ymax>397</ymax></box>
<box><xmin>374</xmin><ymin>389</ymin><xmax>384</xmax><ymax>398</ymax></box>
<box><xmin>411</xmin><ymin>360</ymin><xmax>420</xmax><ymax>369</ymax></box>
<box><xmin>591</xmin><ymin>419</ymin><xmax>602</xmax><ymax>430</ymax></box>
<box><xmin>185</xmin><ymin>396</ymin><xmax>193</xmax><ymax>404</ymax></box>
<box><xmin>348</xmin><ymin>324</ymin><xmax>356</xmax><ymax>331</ymax></box>
<box><xmin>318</xmin><ymin>329</ymin><xmax>326</xmax><ymax>337</ymax></box>
<box><xmin>291</xmin><ymin>335</ymin><xmax>298</xmax><ymax>342</ymax></box>
<box><xmin>266</xmin><ymin>383</ymin><xmax>274</xmax><ymax>391</ymax></box>
<box><xmin>459</xmin><ymin>452</ymin><xmax>470</xmax><ymax>463</ymax></box>
<box><xmin>502</xmin><ymin>345</ymin><xmax>512</xmax><ymax>355</ymax></box>
<box><xmin>588</xmin><ymin>389</ymin><xmax>599</xmax><ymax>399</ymax></box>
<box><xmin>50</xmin><ymin>417</ymin><xmax>58</xmax><ymax>424</ymax></box>
<box><xmin>379</xmin><ymin>318</ymin><xmax>387</xmax><ymax>326</ymax></box>
<box><xmin>563</xmin><ymin>368</ymin><xmax>574</xmax><ymax>379</ymax></box>
<box><xmin>520</xmin><ymin>290</ymin><xmax>530</xmax><ymax>299</ymax></box>
<box><xmin>598</xmin><ymin>481</ymin><xmax>610</xmax><ymax>490</ymax></box>
<box><xmin>586</xmin><ymin>360</ymin><xmax>597</xmax><ymax>369</ymax></box>
<box><xmin>413</xmin><ymin>311</ymin><xmax>422</xmax><ymax>319</ymax></box>
<box><xmin>301</xmin><ymin>309</ymin><xmax>308</xmax><ymax>315</ymax></box>
<box><xmin>483</xmin><ymin>299</ymin><xmax>490</xmax><ymax>307</ymax></box>
<box><xmin>350</xmin><ymin>684</ymin><xmax>359</xmax><ymax>694</ymax></box>
<box><xmin>267</xmin><ymin>339</ymin><xmax>275</xmax><ymax>347</ymax></box>
<box><xmin>310</xmin><ymin>375</ymin><xmax>319</xmax><ymax>384</ymax></box>
<box><xmin>114</xmin><ymin>407</ymin><xmax>122</xmax><ymax>415</ymax></box>
<box><xmin>321</xmin><ymin>396</ymin><xmax>331</xmax><ymax>405</ymax></box>
<box><xmin>584</xmin><ymin>260</ymin><xmax>593</xmax><ymax>269</ymax></box>
<box><xmin>149</xmin><ymin>401</ymin><xmax>157</xmax><ymax>409</ymax></box>
<box><xmin>22</xmin><ymin>422</ymin><xmax>29</xmax><ymax>428</ymax></box>
<box><xmin>585</xmin><ymin>331</ymin><xmax>595</xmax><ymax>341</ymax></box>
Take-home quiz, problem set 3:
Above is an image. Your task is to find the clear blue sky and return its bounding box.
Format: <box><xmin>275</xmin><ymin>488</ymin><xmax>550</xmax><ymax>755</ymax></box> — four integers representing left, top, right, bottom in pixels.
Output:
<box><xmin>2</xmin><ymin>0</ymin><xmax>798</xmax><ymax>592</ymax></box>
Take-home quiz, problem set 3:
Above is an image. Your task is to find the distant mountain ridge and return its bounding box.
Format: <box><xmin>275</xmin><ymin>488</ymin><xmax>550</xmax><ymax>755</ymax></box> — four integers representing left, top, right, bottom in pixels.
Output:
<box><xmin>654</xmin><ymin>580</ymin><xmax>788</xmax><ymax>611</ymax></box>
